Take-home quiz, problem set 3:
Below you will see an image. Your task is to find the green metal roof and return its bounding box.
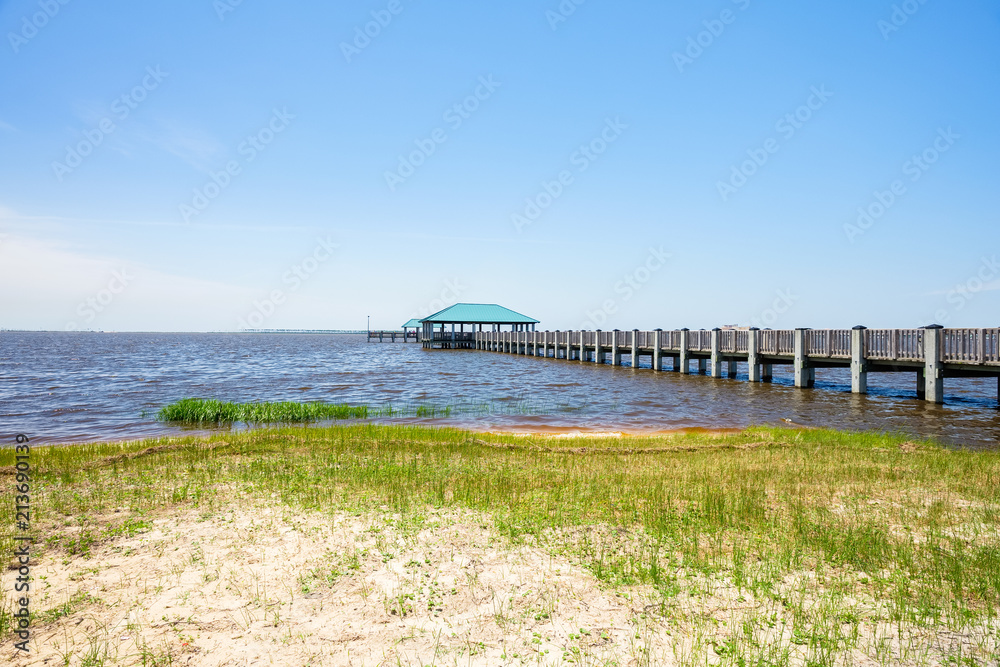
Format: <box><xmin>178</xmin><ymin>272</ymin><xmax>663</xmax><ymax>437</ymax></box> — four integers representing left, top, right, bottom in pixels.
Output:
<box><xmin>419</xmin><ymin>303</ymin><xmax>539</xmax><ymax>324</ymax></box>
<box><xmin>401</xmin><ymin>318</ymin><xmax>422</xmax><ymax>328</ymax></box>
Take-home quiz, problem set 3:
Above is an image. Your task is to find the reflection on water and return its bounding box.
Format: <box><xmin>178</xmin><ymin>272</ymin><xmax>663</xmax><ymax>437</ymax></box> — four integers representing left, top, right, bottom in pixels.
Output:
<box><xmin>1</xmin><ymin>332</ymin><xmax>998</xmax><ymax>448</ymax></box>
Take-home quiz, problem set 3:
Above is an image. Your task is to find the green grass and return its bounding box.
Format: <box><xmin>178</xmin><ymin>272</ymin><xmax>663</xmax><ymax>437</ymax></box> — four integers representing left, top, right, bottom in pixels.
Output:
<box><xmin>155</xmin><ymin>398</ymin><xmax>371</xmax><ymax>423</ymax></box>
<box><xmin>3</xmin><ymin>424</ymin><xmax>999</xmax><ymax>664</ymax></box>
<box><xmin>153</xmin><ymin>396</ymin><xmax>570</xmax><ymax>424</ymax></box>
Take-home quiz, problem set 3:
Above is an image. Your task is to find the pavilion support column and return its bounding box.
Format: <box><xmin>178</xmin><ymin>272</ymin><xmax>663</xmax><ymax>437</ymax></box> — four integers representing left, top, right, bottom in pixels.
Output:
<box><xmin>631</xmin><ymin>329</ymin><xmax>639</xmax><ymax>368</ymax></box>
<box><xmin>679</xmin><ymin>329</ymin><xmax>690</xmax><ymax>375</ymax></box>
<box><xmin>850</xmin><ymin>326</ymin><xmax>868</xmax><ymax>394</ymax></box>
<box><xmin>710</xmin><ymin>328</ymin><xmax>723</xmax><ymax>378</ymax></box>
<box><xmin>748</xmin><ymin>328</ymin><xmax>761</xmax><ymax>382</ymax></box>
<box><xmin>922</xmin><ymin>325</ymin><xmax>944</xmax><ymax>403</ymax></box>
<box><xmin>611</xmin><ymin>330</ymin><xmax>621</xmax><ymax>366</ymax></box>
<box><xmin>653</xmin><ymin>329</ymin><xmax>663</xmax><ymax>371</ymax></box>
<box><xmin>794</xmin><ymin>328</ymin><xmax>815</xmax><ymax>388</ymax></box>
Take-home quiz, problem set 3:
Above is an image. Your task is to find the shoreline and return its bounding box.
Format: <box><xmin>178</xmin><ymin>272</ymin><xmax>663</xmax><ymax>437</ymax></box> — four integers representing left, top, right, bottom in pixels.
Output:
<box><xmin>3</xmin><ymin>424</ymin><xmax>998</xmax><ymax>665</ymax></box>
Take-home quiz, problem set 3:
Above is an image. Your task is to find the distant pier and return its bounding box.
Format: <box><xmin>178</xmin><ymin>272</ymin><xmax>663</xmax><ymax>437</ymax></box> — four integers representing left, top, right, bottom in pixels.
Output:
<box><xmin>368</xmin><ymin>330</ymin><xmax>417</xmax><ymax>343</ymax></box>
<box><xmin>469</xmin><ymin>327</ymin><xmax>1000</xmax><ymax>405</ymax></box>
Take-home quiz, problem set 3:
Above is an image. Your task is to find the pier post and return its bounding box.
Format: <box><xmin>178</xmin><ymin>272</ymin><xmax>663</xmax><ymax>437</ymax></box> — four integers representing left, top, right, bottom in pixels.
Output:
<box><xmin>794</xmin><ymin>328</ymin><xmax>815</xmax><ymax>388</ymax></box>
<box><xmin>916</xmin><ymin>368</ymin><xmax>926</xmax><ymax>400</ymax></box>
<box><xmin>611</xmin><ymin>330</ymin><xmax>621</xmax><ymax>366</ymax></box>
<box><xmin>747</xmin><ymin>328</ymin><xmax>761</xmax><ymax>382</ymax></box>
<box><xmin>922</xmin><ymin>325</ymin><xmax>944</xmax><ymax>403</ymax></box>
<box><xmin>579</xmin><ymin>331</ymin><xmax>586</xmax><ymax>363</ymax></box>
<box><xmin>698</xmin><ymin>359</ymin><xmax>707</xmax><ymax>374</ymax></box>
<box><xmin>850</xmin><ymin>326</ymin><xmax>868</xmax><ymax>394</ymax></box>
<box><xmin>679</xmin><ymin>329</ymin><xmax>690</xmax><ymax>374</ymax></box>
<box><xmin>763</xmin><ymin>364</ymin><xmax>773</xmax><ymax>382</ymax></box>
<box><xmin>710</xmin><ymin>328</ymin><xmax>722</xmax><ymax>377</ymax></box>
<box><xmin>653</xmin><ymin>329</ymin><xmax>663</xmax><ymax>371</ymax></box>
<box><xmin>631</xmin><ymin>329</ymin><xmax>639</xmax><ymax>368</ymax></box>
<box><xmin>728</xmin><ymin>360</ymin><xmax>738</xmax><ymax>377</ymax></box>
<box><xmin>595</xmin><ymin>330</ymin><xmax>603</xmax><ymax>364</ymax></box>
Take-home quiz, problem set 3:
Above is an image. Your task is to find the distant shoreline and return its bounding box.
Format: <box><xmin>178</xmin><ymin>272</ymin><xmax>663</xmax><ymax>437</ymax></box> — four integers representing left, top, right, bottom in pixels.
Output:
<box><xmin>0</xmin><ymin>329</ymin><xmax>369</xmax><ymax>334</ymax></box>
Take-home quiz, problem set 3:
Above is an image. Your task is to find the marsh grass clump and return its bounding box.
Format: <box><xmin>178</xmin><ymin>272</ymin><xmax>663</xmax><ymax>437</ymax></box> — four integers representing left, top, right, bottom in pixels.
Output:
<box><xmin>154</xmin><ymin>396</ymin><xmax>564</xmax><ymax>425</ymax></box>
<box><xmin>2</xmin><ymin>424</ymin><xmax>999</xmax><ymax>664</ymax></box>
<box><xmin>155</xmin><ymin>398</ymin><xmax>370</xmax><ymax>423</ymax></box>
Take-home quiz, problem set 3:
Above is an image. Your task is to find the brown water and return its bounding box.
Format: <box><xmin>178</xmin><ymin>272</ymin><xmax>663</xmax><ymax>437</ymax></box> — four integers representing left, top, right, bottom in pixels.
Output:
<box><xmin>1</xmin><ymin>332</ymin><xmax>998</xmax><ymax>448</ymax></box>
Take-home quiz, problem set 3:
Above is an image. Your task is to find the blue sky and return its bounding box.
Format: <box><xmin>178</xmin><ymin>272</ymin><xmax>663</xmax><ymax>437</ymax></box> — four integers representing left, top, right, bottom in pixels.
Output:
<box><xmin>1</xmin><ymin>0</ymin><xmax>998</xmax><ymax>332</ymax></box>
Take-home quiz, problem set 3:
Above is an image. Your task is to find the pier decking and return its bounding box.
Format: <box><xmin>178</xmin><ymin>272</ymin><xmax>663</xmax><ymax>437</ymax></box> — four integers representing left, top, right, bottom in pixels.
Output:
<box><xmin>472</xmin><ymin>327</ymin><xmax>1000</xmax><ymax>405</ymax></box>
<box><xmin>368</xmin><ymin>330</ymin><xmax>417</xmax><ymax>342</ymax></box>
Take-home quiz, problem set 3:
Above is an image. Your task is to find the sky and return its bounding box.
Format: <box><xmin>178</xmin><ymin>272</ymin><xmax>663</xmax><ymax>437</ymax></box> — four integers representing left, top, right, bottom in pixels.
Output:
<box><xmin>1</xmin><ymin>0</ymin><xmax>998</xmax><ymax>332</ymax></box>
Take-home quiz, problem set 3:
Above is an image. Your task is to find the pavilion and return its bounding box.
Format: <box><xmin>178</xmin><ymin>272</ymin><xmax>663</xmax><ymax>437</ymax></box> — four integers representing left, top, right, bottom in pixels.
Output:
<box><xmin>401</xmin><ymin>318</ymin><xmax>421</xmax><ymax>341</ymax></box>
<box><xmin>419</xmin><ymin>303</ymin><xmax>538</xmax><ymax>349</ymax></box>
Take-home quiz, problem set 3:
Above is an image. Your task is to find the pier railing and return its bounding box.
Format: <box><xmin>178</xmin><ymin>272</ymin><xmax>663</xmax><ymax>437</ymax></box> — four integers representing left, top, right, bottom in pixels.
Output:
<box><xmin>943</xmin><ymin>328</ymin><xmax>1000</xmax><ymax>364</ymax></box>
<box><xmin>758</xmin><ymin>330</ymin><xmax>794</xmax><ymax>355</ymax></box>
<box><xmin>475</xmin><ymin>327</ymin><xmax>1000</xmax><ymax>366</ymax></box>
<box><xmin>865</xmin><ymin>329</ymin><xmax>924</xmax><ymax>361</ymax></box>
<box><xmin>469</xmin><ymin>326</ymin><xmax>1000</xmax><ymax>405</ymax></box>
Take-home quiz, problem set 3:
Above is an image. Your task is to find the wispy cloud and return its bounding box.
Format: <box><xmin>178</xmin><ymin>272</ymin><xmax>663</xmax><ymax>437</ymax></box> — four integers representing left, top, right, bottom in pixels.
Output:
<box><xmin>0</xmin><ymin>119</ymin><xmax>15</xmax><ymax>132</ymax></box>
<box><xmin>0</xmin><ymin>234</ymin><xmax>260</xmax><ymax>331</ymax></box>
<box><xmin>0</xmin><ymin>210</ymin><xmax>321</xmax><ymax>233</ymax></box>
<box><xmin>128</xmin><ymin>118</ymin><xmax>227</xmax><ymax>171</ymax></box>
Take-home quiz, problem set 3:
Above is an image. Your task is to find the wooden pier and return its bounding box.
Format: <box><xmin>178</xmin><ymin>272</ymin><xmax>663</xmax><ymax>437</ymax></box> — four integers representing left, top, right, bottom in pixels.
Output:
<box><xmin>472</xmin><ymin>327</ymin><xmax>1000</xmax><ymax>405</ymax></box>
<box><xmin>368</xmin><ymin>330</ymin><xmax>417</xmax><ymax>343</ymax></box>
